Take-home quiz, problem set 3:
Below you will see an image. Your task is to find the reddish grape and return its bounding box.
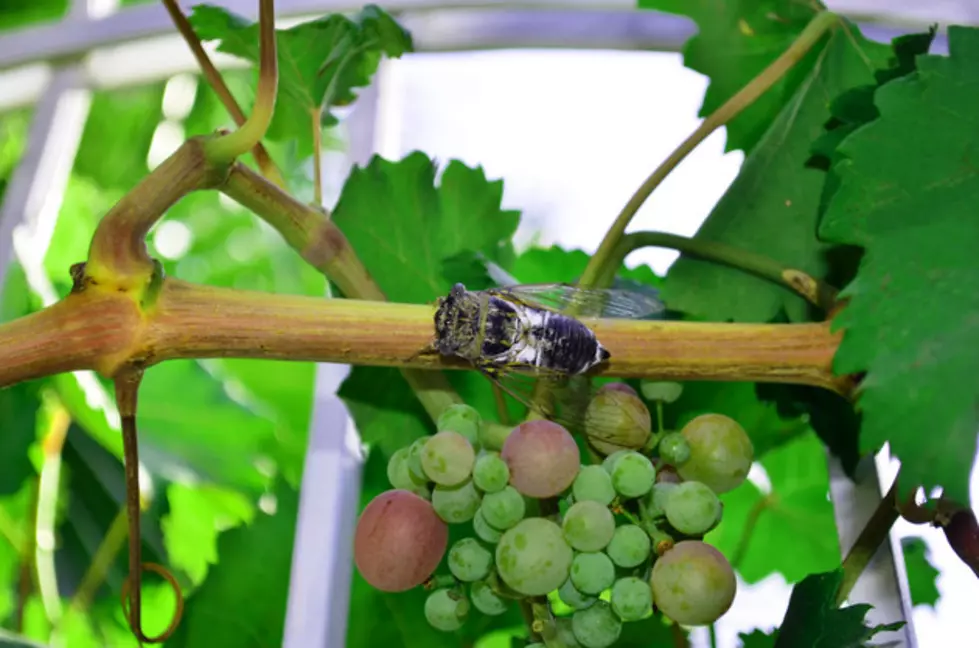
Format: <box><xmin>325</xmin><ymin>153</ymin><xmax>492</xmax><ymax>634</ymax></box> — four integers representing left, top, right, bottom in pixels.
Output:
<box><xmin>597</xmin><ymin>382</ymin><xmax>638</xmax><ymax>397</ymax></box>
<box><xmin>650</xmin><ymin>540</ymin><xmax>735</xmax><ymax>625</ymax></box>
<box><xmin>677</xmin><ymin>414</ymin><xmax>753</xmax><ymax>494</ymax></box>
<box><xmin>501</xmin><ymin>419</ymin><xmax>580</xmax><ymax>498</ymax></box>
<box><xmin>354</xmin><ymin>489</ymin><xmax>448</xmax><ymax>592</ymax></box>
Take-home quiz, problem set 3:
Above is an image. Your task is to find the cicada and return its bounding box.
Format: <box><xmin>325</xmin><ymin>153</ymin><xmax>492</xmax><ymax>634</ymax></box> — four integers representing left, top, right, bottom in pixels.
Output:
<box><xmin>416</xmin><ymin>282</ymin><xmax>666</xmax><ymax>454</ymax></box>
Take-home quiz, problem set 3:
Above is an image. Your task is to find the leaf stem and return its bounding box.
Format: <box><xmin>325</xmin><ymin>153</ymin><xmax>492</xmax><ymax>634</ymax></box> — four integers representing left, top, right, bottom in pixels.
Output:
<box><xmin>579</xmin><ymin>10</ymin><xmax>840</xmax><ymax>288</ymax></box>
<box><xmin>604</xmin><ymin>231</ymin><xmax>838</xmax><ymax>310</ymax></box>
<box><xmin>202</xmin><ymin>0</ymin><xmax>278</xmax><ymax>165</ymax></box>
<box><xmin>34</xmin><ymin>406</ymin><xmax>70</xmax><ymax>627</ymax></box>
<box><xmin>311</xmin><ymin>108</ymin><xmax>323</xmax><ymax>205</ymax></box>
<box><xmin>731</xmin><ymin>497</ymin><xmax>770</xmax><ymax>570</ymax></box>
<box><xmin>161</xmin><ymin>0</ymin><xmax>286</xmax><ymax>187</ymax></box>
<box><xmin>836</xmin><ymin>476</ymin><xmax>899</xmax><ymax>605</ymax></box>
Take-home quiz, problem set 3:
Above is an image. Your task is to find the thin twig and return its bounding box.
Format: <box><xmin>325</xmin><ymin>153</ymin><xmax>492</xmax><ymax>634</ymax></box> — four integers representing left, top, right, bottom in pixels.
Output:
<box><xmin>162</xmin><ymin>0</ymin><xmax>286</xmax><ymax>187</ymax></box>
<box><xmin>311</xmin><ymin>108</ymin><xmax>323</xmax><ymax>205</ymax></box>
<box><xmin>836</xmin><ymin>476</ymin><xmax>899</xmax><ymax>605</ymax></box>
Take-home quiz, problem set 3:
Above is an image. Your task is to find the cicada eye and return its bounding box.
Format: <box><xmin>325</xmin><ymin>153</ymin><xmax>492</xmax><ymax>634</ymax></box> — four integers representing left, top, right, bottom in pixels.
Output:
<box><xmin>451</xmin><ymin>283</ymin><xmax>466</xmax><ymax>297</ymax></box>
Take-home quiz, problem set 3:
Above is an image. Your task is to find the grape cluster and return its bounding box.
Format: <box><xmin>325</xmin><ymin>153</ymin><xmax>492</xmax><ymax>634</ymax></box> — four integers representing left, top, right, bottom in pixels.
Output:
<box><xmin>353</xmin><ymin>382</ymin><xmax>754</xmax><ymax>646</ymax></box>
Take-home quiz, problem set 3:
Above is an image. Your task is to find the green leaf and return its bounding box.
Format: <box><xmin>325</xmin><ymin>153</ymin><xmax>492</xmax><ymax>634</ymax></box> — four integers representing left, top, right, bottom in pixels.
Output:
<box><xmin>706</xmin><ymin>431</ymin><xmax>840</xmax><ymax>584</ymax></box>
<box><xmin>165</xmin><ymin>481</ymin><xmax>298</xmax><ymax>648</ymax></box>
<box><xmin>0</xmin><ymin>0</ymin><xmax>68</xmax><ymax>31</ymax></box>
<box><xmin>739</xmin><ymin>629</ymin><xmax>775</xmax><ymax>648</ymax></box>
<box><xmin>900</xmin><ymin>536</ymin><xmax>941</xmax><ymax>608</ymax></box>
<box><xmin>0</xmin><ymin>483</ymin><xmax>33</xmax><ymax>626</ymax></box>
<box><xmin>161</xmin><ymin>483</ymin><xmax>255</xmax><ymax>586</ymax></box>
<box><xmin>332</xmin><ymin>152</ymin><xmax>520</xmax><ymax>304</ymax></box>
<box><xmin>189</xmin><ymin>4</ymin><xmax>412</xmax><ymax>157</ymax></box>
<box><xmin>662</xmin><ymin>22</ymin><xmax>891</xmax><ymax>324</ymax></box>
<box><xmin>0</xmin><ymin>381</ymin><xmax>39</xmax><ymax>496</ymax></box>
<box><xmin>818</xmin><ymin>26</ymin><xmax>979</xmax><ymax>507</ymax></box>
<box><xmin>637</xmin><ymin>0</ymin><xmax>821</xmax><ymax>154</ymax></box>
<box><xmin>772</xmin><ymin>569</ymin><xmax>904</xmax><ymax>647</ymax></box>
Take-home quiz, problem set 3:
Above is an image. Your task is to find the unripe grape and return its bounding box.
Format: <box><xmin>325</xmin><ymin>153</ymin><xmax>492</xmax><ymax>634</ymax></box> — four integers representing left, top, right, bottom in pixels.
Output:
<box><xmin>448</xmin><ymin>537</ymin><xmax>493</xmax><ymax>582</ymax></box>
<box><xmin>473</xmin><ymin>452</ymin><xmax>509</xmax><ymax>493</ymax></box>
<box><xmin>354</xmin><ymin>489</ymin><xmax>448</xmax><ymax>592</ymax></box>
<box><xmin>656</xmin><ymin>466</ymin><xmax>682</xmax><ymax>484</ymax></box>
<box><xmin>424</xmin><ymin>587</ymin><xmax>469</xmax><ymax>631</ymax></box>
<box><xmin>664</xmin><ymin>481</ymin><xmax>722</xmax><ymax>536</ymax></box>
<box><xmin>562</xmin><ymin>500</ymin><xmax>616</xmax><ymax>552</ymax></box>
<box><xmin>437</xmin><ymin>403</ymin><xmax>482</xmax><ymax>445</ymax></box>
<box><xmin>606</xmin><ymin>524</ymin><xmax>651</xmax><ymax>568</ymax></box>
<box><xmin>501</xmin><ymin>420</ymin><xmax>580</xmax><ymax>498</ymax></box>
<box><xmin>650</xmin><ymin>540</ymin><xmax>736</xmax><ymax>626</ymax></box>
<box><xmin>609</xmin><ymin>451</ymin><xmax>656</xmax><ymax>499</ymax></box>
<box><xmin>469</xmin><ymin>579</ymin><xmax>508</xmax><ymax>616</ymax></box>
<box><xmin>473</xmin><ymin>507</ymin><xmax>503</xmax><ymax>543</ymax></box>
<box><xmin>640</xmin><ymin>482</ymin><xmax>677</xmax><ymax>521</ymax></box>
<box><xmin>407</xmin><ymin>435</ymin><xmax>432</xmax><ymax>483</ymax></box>
<box><xmin>602</xmin><ymin>450</ymin><xmax>630</xmax><ymax>474</ymax></box>
<box><xmin>573</xmin><ymin>464</ymin><xmax>616</xmax><ymax>506</ymax></box>
<box><xmin>432</xmin><ymin>479</ymin><xmax>481</xmax><ymax>524</ymax></box>
<box><xmin>658</xmin><ymin>432</ymin><xmax>691</xmax><ymax>466</ymax></box>
<box><xmin>572</xmin><ymin>600</ymin><xmax>622</xmax><ymax>648</ymax></box>
<box><xmin>480</xmin><ymin>485</ymin><xmax>525</xmax><ymax>530</ymax></box>
<box><xmin>559</xmin><ymin>577</ymin><xmax>597</xmax><ymax>610</ymax></box>
<box><xmin>570</xmin><ymin>552</ymin><xmax>615</xmax><ymax>595</ymax></box>
<box><xmin>585</xmin><ymin>390</ymin><xmax>651</xmax><ymax>455</ymax></box>
<box><xmin>677</xmin><ymin>414</ymin><xmax>753</xmax><ymax>494</ymax></box>
<box><xmin>610</xmin><ymin>576</ymin><xmax>652</xmax><ymax>621</ymax></box>
<box><xmin>639</xmin><ymin>380</ymin><xmax>684</xmax><ymax>404</ymax></box>
<box><xmin>422</xmin><ymin>431</ymin><xmax>475</xmax><ymax>487</ymax></box>
<box><xmin>496</xmin><ymin>518</ymin><xmax>573</xmax><ymax>596</ymax></box>
<box><xmin>597</xmin><ymin>382</ymin><xmax>638</xmax><ymax>397</ymax></box>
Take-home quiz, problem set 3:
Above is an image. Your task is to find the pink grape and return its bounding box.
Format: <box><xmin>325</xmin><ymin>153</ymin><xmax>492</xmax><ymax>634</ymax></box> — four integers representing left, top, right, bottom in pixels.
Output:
<box><xmin>650</xmin><ymin>540</ymin><xmax>736</xmax><ymax>626</ymax></box>
<box><xmin>597</xmin><ymin>382</ymin><xmax>638</xmax><ymax>397</ymax></box>
<box><xmin>354</xmin><ymin>489</ymin><xmax>448</xmax><ymax>592</ymax></box>
<box><xmin>501</xmin><ymin>420</ymin><xmax>580</xmax><ymax>498</ymax></box>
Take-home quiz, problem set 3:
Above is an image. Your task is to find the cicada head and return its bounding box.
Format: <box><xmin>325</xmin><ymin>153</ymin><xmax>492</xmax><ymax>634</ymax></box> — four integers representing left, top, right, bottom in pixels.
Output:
<box><xmin>434</xmin><ymin>283</ymin><xmax>481</xmax><ymax>357</ymax></box>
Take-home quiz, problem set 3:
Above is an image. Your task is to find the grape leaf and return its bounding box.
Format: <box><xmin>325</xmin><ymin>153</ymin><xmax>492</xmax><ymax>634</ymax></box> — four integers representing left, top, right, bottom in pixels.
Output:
<box><xmin>900</xmin><ymin>536</ymin><xmax>941</xmax><ymax>608</ymax></box>
<box><xmin>165</xmin><ymin>481</ymin><xmax>298</xmax><ymax>648</ymax></box>
<box><xmin>189</xmin><ymin>4</ymin><xmax>412</xmax><ymax>157</ymax></box>
<box><xmin>818</xmin><ymin>26</ymin><xmax>979</xmax><ymax>507</ymax></box>
<box><xmin>706</xmin><ymin>431</ymin><xmax>840</xmax><ymax>584</ymax></box>
<box><xmin>636</xmin><ymin>0</ymin><xmax>818</xmax><ymax>154</ymax></box>
<box><xmin>0</xmin><ymin>382</ymin><xmax>38</xmax><ymax>496</ymax></box>
<box><xmin>739</xmin><ymin>629</ymin><xmax>775</xmax><ymax>648</ymax></box>
<box><xmin>770</xmin><ymin>569</ymin><xmax>904</xmax><ymax>648</ymax></box>
<box><xmin>662</xmin><ymin>22</ymin><xmax>892</xmax><ymax>324</ymax></box>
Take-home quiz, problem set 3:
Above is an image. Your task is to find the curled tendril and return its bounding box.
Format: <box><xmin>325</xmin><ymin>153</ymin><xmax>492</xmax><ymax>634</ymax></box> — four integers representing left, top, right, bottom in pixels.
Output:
<box><xmin>120</xmin><ymin>562</ymin><xmax>186</xmax><ymax>643</ymax></box>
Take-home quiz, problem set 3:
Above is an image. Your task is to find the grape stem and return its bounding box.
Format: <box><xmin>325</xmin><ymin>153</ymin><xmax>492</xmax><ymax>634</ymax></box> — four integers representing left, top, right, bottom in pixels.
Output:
<box><xmin>578</xmin><ymin>10</ymin><xmax>841</xmax><ymax>289</ymax></box>
<box><xmin>730</xmin><ymin>497</ymin><xmax>771</xmax><ymax>570</ymax></box>
<box><xmin>836</xmin><ymin>477</ymin><xmax>899</xmax><ymax>605</ymax></box>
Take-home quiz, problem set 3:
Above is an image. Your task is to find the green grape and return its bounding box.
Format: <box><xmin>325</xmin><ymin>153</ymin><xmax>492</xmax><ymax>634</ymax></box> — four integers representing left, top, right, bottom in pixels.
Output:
<box><xmin>658</xmin><ymin>432</ymin><xmax>691</xmax><ymax>466</ymax></box>
<box><xmin>424</xmin><ymin>587</ymin><xmax>469</xmax><ymax>632</ymax></box>
<box><xmin>606</xmin><ymin>524</ymin><xmax>650</xmax><ymax>568</ymax></box>
<box><xmin>586</xmin><ymin>389</ymin><xmax>651</xmax><ymax>455</ymax></box>
<box><xmin>601</xmin><ymin>450</ymin><xmax>630</xmax><ymax>474</ymax></box>
<box><xmin>469</xmin><ymin>579</ymin><xmax>508</xmax><ymax>616</ymax></box>
<box><xmin>677</xmin><ymin>413</ymin><xmax>754</xmax><ymax>494</ymax></box>
<box><xmin>572</xmin><ymin>465</ymin><xmax>615</xmax><ymax>506</ymax></box>
<box><xmin>473</xmin><ymin>507</ymin><xmax>503</xmax><ymax>544</ymax></box>
<box><xmin>437</xmin><ymin>403</ymin><xmax>482</xmax><ymax>445</ymax></box>
<box><xmin>448</xmin><ymin>537</ymin><xmax>493</xmax><ymax>582</ymax></box>
<box><xmin>570</xmin><ymin>552</ymin><xmax>615</xmax><ymax>595</ymax></box>
<box><xmin>496</xmin><ymin>518</ymin><xmax>573</xmax><ymax>596</ymax></box>
<box><xmin>556</xmin><ymin>618</ymin><xmax>582</xmax><ymax>647</ymax></box>
<box><xmin>610</xmin><ymin>576</ymin><xmax>652</xmax><ymax>621</ymax></box>
<box><xmin>572</xmin><ymin>600</ymin><xmax>622</xmax><ymax>648</ymax></box>
<box><xmin>610</xmin><ymin>452</ymin><xmax>656</xmax><ymax>499</ymax></box>
<box><xmin>408</xmin><ymin>435</ymin><xmax>432</xmax><ymax>483</ymax></box>
<box><xmin>562</xmin><ymin>501</ymin><xmax>615</xmax><ymax>552</ymax></box>
<box><xmin>526</xmin><ymin>644</ymin><xmax>546</xmax><ymax>648</ymax></box>
<box><xmin>650</xmin><ymin>540</ymin><xmax>736</xmax><ymax>626</ymax></box>
<box><xmin>386</xmin><ymin>447</ymin><xmax>413</xmax><ymax>489</ymax></box>
<box><xmin>639</xmin><ymin>380</ymin><xmax>683</xmax><ymax>404</ymax></box>
<box><xmin>473</xmin><ymin>452</ymin><xmax>509</xmax><ymax>494</ymax></box>
<box><xmin>480</xmin><ymin>485</ymin><xmax>525</xmax><ymax>530</ymax></box>
<box><xmin>664</xmin><ymin>481</ymin><xmax>722</xmax><ymax>535</ymax></box>
<box><xmin>559</xmin><ymin>577</ymin><xmax>597</xmax><ymax>610</ymax></box>
<box><xmin>640</xmin><ymin>482</ymin><xmax>677</xmax><ymax>521</ymax></box>
<box><xmin>422</xmin><ymin>431</ymin><xmax>476</xmax><ymax>487</ymax></box>
<box><xmin>432</xmin><ymin>479</ymin><xmax>481</xmax><ymax>524</ymax></box>
<box><xmin>597</xmin><ymin>382</ymin><xmax>637</xmax><ymax>397</ymax></box>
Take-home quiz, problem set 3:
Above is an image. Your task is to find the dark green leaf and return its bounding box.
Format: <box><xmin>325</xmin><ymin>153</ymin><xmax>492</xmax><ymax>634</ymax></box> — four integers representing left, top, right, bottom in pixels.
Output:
<box><xmin>0</xmin><ymin>381</ymin><xmax>39</xmax><ymax>496</ymax></box>
<box><xmin>662</xmin><ymin>22</ymin><xmax>891</xmax><ymax>324</ymax></box>
<box><xmin>740</xmin><ymin>629</ymin><xmax>775</xmax><ymax>648</ymax></box>
<box><xmin>637</xmin><ymin>0</ymin><xmax>819</xmax><ymax>154</ymax></box>
<box><xmin>818</xmin><ymin>26</ymin><xmax>979</xmax><ymax>507</ymax></box>
<box><xmin>189</xmin><ymin>4</ymin><xmax>412</xmax><ymax>157</ymax></box>
<box><xmin>165</xmin><ymin>481</ymin><xmax>298</xmax><ymax>648</ymax></box>
<box><xmin>900</xmin><ymin>536</ymin><xmax>941</xmax><ymax>608</ymax></box>
<box><xmin>706</xmin><ymin>432</ymin><xmax>840</xmax><ymax>584</ymax></box>
<box><xmin>773</xmin><ymin>569</ymin><xmax>904</xmax><ymax>648</ymax></box>
<box><xmin>0</xmin><ymin>483</ymin><xmax>33</xmax><ymax>626</ymax></box>
<box><xmin>0</xmin><ymin>0</ymin><xmax>68</xmax><ymax>31</ymax></box>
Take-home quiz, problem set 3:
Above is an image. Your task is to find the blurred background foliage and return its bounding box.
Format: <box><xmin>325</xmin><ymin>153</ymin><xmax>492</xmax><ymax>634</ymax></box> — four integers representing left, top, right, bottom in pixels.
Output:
<box><xmin>0</xmin><ymin>2</ymin><xmax>947</xmax><ymax>647</ymax></box>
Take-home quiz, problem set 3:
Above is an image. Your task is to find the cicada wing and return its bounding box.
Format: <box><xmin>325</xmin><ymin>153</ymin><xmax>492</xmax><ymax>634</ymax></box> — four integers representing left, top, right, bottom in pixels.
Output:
<box><xmin>489</xmin><ymin>283</ymin><xmax>665</xmax><ymax>319</ymax></box>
